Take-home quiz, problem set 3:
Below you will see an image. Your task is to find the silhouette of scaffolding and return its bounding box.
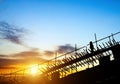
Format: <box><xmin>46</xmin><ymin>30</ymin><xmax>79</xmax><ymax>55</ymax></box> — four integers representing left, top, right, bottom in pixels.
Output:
<box><xmin>0</xmin><ymin>31</ymin><xmax>120</xmax><ymax>83</ymax></box>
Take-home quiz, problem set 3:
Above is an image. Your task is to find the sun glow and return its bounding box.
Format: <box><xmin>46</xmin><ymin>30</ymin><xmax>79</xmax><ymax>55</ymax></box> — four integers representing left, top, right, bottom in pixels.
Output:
<box><xmin>30</xmin><ymin>66</ymin><xmax>38</xmax><ymax>75</ymax></box>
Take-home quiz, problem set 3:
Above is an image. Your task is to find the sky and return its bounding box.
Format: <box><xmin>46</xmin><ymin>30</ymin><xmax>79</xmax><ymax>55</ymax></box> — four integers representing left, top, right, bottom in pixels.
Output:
<box><xmin>0</xmin><ymin>0</ymin><xmax>120</xmax><ymax>72</ymax></box>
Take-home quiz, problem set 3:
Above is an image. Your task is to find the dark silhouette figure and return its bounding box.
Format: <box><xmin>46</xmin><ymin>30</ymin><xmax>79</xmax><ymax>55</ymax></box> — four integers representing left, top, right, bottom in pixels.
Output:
<box><xmin>90</xmin><ymin>41</ymin><xmax>94</xmax><ymax>53</ymax></box>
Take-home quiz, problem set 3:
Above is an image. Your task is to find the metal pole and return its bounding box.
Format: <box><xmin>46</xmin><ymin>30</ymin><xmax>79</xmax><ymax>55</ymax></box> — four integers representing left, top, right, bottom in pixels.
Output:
<box><xmin>94</xmin><ymin>33</ymin><xmax>98</xmax><ymax>49</ymax></box>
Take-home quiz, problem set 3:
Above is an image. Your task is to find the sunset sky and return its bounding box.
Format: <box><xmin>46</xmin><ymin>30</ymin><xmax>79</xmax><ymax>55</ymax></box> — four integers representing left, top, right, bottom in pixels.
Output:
<box><xmin>0</xmin><ymin>0</ymin><xmax>120</xmax><ymax>73</ymax></box>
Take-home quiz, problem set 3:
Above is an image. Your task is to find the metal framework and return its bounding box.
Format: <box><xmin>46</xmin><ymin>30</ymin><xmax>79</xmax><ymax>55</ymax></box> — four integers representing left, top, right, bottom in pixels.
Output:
<box><xmin>0</xmin><ymin>31</ymin><xmax>120</xmax><ymax>83</ymax></box>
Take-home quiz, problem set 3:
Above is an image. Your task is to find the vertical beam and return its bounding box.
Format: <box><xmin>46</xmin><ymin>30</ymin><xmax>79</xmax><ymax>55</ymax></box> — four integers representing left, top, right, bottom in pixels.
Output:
<box><xmin>94</xmin><ymin>33</ymin><xmax>98</xmax><ymax>50</ymax></box>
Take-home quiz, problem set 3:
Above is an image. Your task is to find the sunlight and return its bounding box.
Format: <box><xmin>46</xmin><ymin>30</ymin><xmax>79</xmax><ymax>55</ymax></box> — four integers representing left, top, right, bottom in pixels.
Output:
<box><xmin>30</xmin><ymin>66</ymin><xmax>38</xmax><ymax>75</ymax></box>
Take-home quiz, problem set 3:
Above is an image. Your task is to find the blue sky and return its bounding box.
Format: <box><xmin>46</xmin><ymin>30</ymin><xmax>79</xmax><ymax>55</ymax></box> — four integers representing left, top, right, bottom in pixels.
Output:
<box><xmin>0</xmin><ymin>0</ymin><xmax>120</xmax><ymax>55</ymax></box>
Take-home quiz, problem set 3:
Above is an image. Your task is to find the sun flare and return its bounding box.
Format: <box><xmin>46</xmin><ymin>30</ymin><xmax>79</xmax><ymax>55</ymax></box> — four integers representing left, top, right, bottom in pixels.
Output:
<box><xmin>30</xmin><ymin>66</ymin><xmax>38</xmax><ymax>75</ymax></box>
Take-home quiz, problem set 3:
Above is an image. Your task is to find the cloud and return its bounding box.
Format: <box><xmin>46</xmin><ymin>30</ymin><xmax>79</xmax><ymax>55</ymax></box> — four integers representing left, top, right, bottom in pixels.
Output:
<box><xmin>44</xmin><ymin>50</ymin><xmax>55</xmax><ymax>57</ymax></box>
<box><xmin>12</xmin><ymin>50</ymin><xmax>41</xmax><ymax>59</ymax></box>
<box><xmin>0</xmin><ymin>66</ymin><xmax>17</xmax><ymax>69</ymax></box>
<box><xmin>0</xmin><ymin>58</ymin><xmax>20</xmax><ymax>67</ymax></box>
<box><xmin>0</xmin><ymin>21</ymin><xmax>26</xmax><ymax>45</ymax></box>
<box><xmin>0</xmin><ymin>49</ymin><xmax>46</xmax><ymax>69</ymax></box>
<box><xmin>0</xmin><ymin>58</ymin><xmax>27</xmax><ymax>70</ymax></box>
<box><xmin>0</xmin><ymin>54</ymin><xmax>7</xmax><ymax>58</ymax></box>
<box><xmin>43</xmin><ymin>44</ymin><xmax>75</xmax><ymax>58</ymax></box>
<box><xmin>57</xmin><ymin>44</ymin><xmax>75</xmax><ymax>54</ymax></box>
<box><xmin>0</xmin><ymin>44</ymin><xmax>75</xmax><ymax>70</ymax></box>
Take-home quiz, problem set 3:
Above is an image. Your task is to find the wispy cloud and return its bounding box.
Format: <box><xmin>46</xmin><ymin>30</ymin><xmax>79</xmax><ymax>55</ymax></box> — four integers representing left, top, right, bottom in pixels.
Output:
<box><xmin>12</xmin><ymin>49</ymin><xmax>41</xmax><ymax>59</ymax></box>
<box><xmin>43</xmin><ymin>44</ymin><xmax>75</xmax><ymax>58</ymax></box>
<box><xmin>57</xmin><ymin>44</ymin><xmax>75</xmax><ymax>54</ymax></box>
<box><xmin>0</xmin><ymin>44</ymin><xmax>75</xmax><ymax>69</ymax></box>
<box><xmin>0</xmin><ymin>21</ymin><xmax>26</xmax><ymax>45</ymax></box>
<box><xmin>0</xmin><ymin>66</ymin><xmax>17</xmax><ymax>69</ymax></box>
<box><xmin>0</xmin><ymin>49</ymin><xmax>45</xmax><ymax>69</ymax></box>
<box><xmin>0</xmin><ymin>58</ymin><xmax>21</xmax><ymax>67</ymax></box>
<box><xmin>44</xmin><ymin>50</ymin><xmax>54</xmax><ymax>56</ymax></box>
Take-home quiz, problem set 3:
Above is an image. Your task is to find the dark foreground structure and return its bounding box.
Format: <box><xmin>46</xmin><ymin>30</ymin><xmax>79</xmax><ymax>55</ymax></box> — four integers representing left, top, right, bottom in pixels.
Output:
<box><xmin>44</xmin><ymin>32</ymin><xmax>120</xmax><ymax>84</ymax></box>
<box><xmin>0</xmin><ymin>32</ymin><xmax>120</xmax><ymax>84</ymax></box>
<box><xmin>46</xmin><ymin>45</ymin><xmax>120</xmax><ymax>84</ymax></box>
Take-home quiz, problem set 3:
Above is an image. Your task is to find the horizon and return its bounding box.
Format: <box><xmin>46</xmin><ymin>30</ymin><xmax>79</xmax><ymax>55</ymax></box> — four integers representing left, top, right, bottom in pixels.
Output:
<box><xmin>0</xmin><ymin>0</ymin><xmax>120</xmax><ymax>74</ymax></box>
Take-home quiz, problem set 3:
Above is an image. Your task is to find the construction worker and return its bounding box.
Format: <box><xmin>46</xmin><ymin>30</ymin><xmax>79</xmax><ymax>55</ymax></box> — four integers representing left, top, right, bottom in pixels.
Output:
<box><xmin>90</xmin><ymin>41</ymin><xmax>94</xmax><ymax>53</ymax></box>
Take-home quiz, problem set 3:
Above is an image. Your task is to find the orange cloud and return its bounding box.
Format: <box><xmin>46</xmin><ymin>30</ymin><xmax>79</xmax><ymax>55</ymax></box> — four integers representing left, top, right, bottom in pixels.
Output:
<box><xmin>0</xmin><ymin>44</ymin><xmax>75</xmax><ymax>72</ymax></box>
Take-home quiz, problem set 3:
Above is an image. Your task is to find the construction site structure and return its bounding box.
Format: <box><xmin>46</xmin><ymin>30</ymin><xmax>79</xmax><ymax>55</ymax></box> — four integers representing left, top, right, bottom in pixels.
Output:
<box><xmin>0</xmin><ymin>31</ymin><xmax>120</xmax><ymax>84</ymax></box>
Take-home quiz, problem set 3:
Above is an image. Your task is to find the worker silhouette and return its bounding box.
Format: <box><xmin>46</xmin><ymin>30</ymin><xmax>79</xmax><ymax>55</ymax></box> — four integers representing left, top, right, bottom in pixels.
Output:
<box><xmin>89</xmin><ymin>41</ymin><xmax>94</xmax><ymax>54</ymax></box>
